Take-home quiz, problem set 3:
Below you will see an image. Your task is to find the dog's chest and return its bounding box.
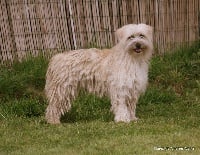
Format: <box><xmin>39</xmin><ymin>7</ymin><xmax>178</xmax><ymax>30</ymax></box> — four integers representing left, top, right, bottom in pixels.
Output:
<box><xmin>133</xmin><ymin>63</ymin><xmax>148</xmax><ymax>93</ymax></box>
<box><xmin>110</xmin><ymin>62</ymin><xmax>148</xmax><ymax>93</ymax></box>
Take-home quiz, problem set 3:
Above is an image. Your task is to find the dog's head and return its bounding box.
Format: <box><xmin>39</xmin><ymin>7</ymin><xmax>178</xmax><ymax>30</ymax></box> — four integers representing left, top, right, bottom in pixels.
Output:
<box><xmin>116</xmin><ymin>24</ymin><xmax>153</xmax><ymax>58</ymax></box>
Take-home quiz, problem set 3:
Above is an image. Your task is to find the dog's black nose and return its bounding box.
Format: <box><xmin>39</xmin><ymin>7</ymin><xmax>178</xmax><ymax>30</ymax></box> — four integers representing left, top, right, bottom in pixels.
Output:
<box><xmin>135</xmin><ymin>43</ymin><xmax>141</xmax><ymax>49</ymax></box>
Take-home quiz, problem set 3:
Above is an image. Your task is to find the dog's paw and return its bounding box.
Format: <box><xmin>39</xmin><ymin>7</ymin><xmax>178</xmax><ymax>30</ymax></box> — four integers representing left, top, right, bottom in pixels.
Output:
<box><xmin>131</xmin><ymin>117</ymin><xmax>139</xmax><ymax>123</ymax></box>
<box><xmin>114</xmin><ymin>115</ymin><xmax>131</xmax><ymax>123</ymax></box>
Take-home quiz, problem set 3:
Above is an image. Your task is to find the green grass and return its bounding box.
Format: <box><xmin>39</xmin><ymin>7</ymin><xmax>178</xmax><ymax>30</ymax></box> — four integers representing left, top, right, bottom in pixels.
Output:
<box><xmin>0</xmin><ymin>42</ymin><xmax>200</xmax><ymax>155</ymax></box>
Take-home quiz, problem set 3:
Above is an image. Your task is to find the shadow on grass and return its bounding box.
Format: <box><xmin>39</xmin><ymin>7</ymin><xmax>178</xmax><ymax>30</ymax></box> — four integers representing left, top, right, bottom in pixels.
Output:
<box><xmin>61</xmin><ymin>86</ymin><xmax>178</xmax><ymax>123</ymax></box>
<box><xmin>61</xmin><ymin>93</ymin><xmax>114</xmax><ymax>123</ymax></box>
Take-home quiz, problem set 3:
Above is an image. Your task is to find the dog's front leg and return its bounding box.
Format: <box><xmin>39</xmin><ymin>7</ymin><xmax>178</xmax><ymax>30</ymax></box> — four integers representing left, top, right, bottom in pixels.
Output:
<box><xmin>110</xmin><ymin>94</ymin><xmax>131</xmax><ymax>123</ymax></box>
<box><xmin>128</xmin><ymin>99</ymin><xmax>138</xmax><ymax>122</ymax></box>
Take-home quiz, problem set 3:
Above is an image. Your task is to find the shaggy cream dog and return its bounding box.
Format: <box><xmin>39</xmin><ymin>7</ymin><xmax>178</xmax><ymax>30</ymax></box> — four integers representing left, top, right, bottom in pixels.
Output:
<box><xmin>45</xmin><ymin>24</ymin><xmax>153</xmax><ymax>124</ymax></box>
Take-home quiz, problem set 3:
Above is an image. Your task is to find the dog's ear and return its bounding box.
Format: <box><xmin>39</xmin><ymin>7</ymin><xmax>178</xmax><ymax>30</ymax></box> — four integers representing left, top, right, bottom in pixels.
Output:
<box><xmin>115</xmin><ymin>27</ymin><xmax>125</xmax><ymax>42</ymax></box>
<box><xmin>139</xmin><ymin>24</ymin><xmax>153</xmax><ymax>42</ymax></box>
<box><xmin>115</xmin><ymin>24</ymin><xmax>135</xmax><ymax>42</ymax></box>
<box><xmin>115</xmin><ymin>24</ymin><xmax>133</xmax><ymax>41</ymax></box>
<box><xmin>138</xmin><ymin>24</ymin><xmax>153</xmax><ymax>41</ymax></box>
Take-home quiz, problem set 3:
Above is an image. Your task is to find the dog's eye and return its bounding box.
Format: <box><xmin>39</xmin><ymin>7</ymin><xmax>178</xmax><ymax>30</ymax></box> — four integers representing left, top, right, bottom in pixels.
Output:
<box><xmin>128</xmin><ymin>35</ymin><xmax>135</xmax><ymax>40</ymax></box>
<box><xmin>139</xmin><ymin>34</ymin><xmax>145</xmax><ymax>38</ymax></box>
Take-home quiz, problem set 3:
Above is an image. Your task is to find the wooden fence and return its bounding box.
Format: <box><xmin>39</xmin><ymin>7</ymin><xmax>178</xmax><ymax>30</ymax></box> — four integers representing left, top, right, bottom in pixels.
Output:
<box><xmin>0</xmin><ymin>0</ymin><xmax>200</xmax><ymax>64</ymax></box>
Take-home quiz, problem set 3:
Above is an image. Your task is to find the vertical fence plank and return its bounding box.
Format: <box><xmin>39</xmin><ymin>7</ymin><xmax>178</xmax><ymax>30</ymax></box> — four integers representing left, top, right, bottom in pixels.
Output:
<box><xmin>70</xmin><ymin>0</ymin><xmax>80</xmax><ymax>49</ymax></box>
<box><xmin>91</xmin><ymin>0</ymin><xmax>102</xmax><ymax>47</ymax></box>
<box><xmin>101</xmin><ymin>0</ymin><xmax>112</xmax><ymax>47</ymax></box>
<box><xmin>110</xmin><ymin>0</ymin><xmax>119</xmax><ymax>44</ymax></box>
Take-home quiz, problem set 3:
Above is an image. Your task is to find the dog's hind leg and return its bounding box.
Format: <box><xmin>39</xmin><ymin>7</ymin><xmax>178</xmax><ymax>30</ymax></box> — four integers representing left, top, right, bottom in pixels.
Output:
<box><xmin>45</xmin><ymin>84</ymin><xmax>72</xmax><ymax>124</ymax></box>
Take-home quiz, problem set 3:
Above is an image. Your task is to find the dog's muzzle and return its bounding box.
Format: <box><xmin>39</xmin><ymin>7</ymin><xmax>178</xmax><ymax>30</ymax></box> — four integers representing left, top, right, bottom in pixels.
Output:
<box><xmin>133</xmin><ymin>43</ymin><xmax>143</xmax><ymax>53</ymax></box>
<box><xmin>130</xmin><ymin>42</ymin><xmax>147</xmax><ymax>54</ymax></box>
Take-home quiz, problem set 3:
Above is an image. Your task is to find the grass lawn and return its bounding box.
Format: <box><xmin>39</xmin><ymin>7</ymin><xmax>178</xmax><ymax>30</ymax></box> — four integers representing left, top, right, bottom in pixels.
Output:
<box><xmin>0</xmin><ymin>43</ymin><xmax>200</xmax><ymax>155</ymax></box>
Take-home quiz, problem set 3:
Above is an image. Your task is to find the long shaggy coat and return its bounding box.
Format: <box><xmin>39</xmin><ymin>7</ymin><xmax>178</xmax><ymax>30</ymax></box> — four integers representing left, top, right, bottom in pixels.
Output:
<box><xmin>45</xmin><ymin>24</ymin><xmax>153</xmax><ymax>124</ymax></box>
